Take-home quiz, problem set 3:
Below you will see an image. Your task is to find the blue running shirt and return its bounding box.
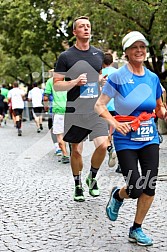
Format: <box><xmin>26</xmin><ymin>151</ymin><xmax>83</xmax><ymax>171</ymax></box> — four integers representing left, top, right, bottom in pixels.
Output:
<box><xmin>102</xmin><ymin>64</ymin><xmax>162</xmax><ymax>151</ymax></box>
<box><xmin>102</xmin><ymin>67</ymin><xmax>117</xmax><ymax>112</ymax></box>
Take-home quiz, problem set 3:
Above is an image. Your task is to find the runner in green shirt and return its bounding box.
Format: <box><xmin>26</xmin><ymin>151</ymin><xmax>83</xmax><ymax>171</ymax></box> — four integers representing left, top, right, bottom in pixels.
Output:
<box><xmin>44</xmin><ymin>77</ymin><xmax>70</xmax><ymax>164</ymax></box>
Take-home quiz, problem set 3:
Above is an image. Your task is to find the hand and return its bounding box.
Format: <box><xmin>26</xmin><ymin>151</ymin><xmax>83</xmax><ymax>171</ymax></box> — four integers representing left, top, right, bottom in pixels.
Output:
<box><xmin>44</xmin><ymin>106</ymin><xmax>49</xmax><ymax>112</ymax></box>
<box><xmin>115</xmin><ymin>122</ymin><xmax>132</xmax><ymax>136</ymax></box>
<box><xmin>76</xmin><ymin>73</ymin><xmax>87</xmax><ymax>86</ymax></box>
<box><xmin>99</xmin><ymin>74</ymin><xmax>108</xmax><ymax>87</ymax></box>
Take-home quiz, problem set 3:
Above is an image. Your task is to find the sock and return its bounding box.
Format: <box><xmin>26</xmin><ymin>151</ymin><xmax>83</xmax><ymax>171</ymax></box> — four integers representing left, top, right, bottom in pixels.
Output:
<box><xmin>107</xmin><ymin>142</ymin><xmax>113</xmax><ymax>152</ymax></box>
<box><xmin>132</xmin><ymin>222</ymin><xmax>141</xmax><ymax>230</ymax></box>
<box><xmin>74</xmin><ymin>174</ymin><xmax>82</xmax><ymax>187</ymax></box>
<box><xmin>113</xmin><ymin>189</ymin><xmax>124</xmax><ymax>202</ymax></box>
<box><xmin>88</xmin><ymin>166</ymin><xmax>98</xmax><ymax>179</ymax></box>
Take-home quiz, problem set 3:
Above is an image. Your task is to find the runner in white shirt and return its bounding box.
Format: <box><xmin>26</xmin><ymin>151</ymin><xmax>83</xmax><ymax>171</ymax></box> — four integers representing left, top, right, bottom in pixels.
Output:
<box><xmin>28</xmin><ymin>82</ymin><xmax>44</xmax><ymax>133</ymax></box>
<box><xmin>8</xmin><ymin>82</ymin><xmax>25</xmax><ymax>136</ymax></box>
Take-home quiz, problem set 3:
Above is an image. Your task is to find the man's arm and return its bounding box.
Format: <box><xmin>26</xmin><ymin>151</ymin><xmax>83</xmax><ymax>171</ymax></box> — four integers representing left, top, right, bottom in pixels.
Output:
<box><xmin>43</xmin><ymin>94</ymin><xmax>50</xmax><ymax>112</ymax></box>
<box><xmin>7</xmin><ymin>90</ymin><xmax>11</xmax><ymax>103</ymax></box>
<box><xmin>53</xmin><ymin>72</ymin><xmax>88</xmax><ymax>91</ymax></box>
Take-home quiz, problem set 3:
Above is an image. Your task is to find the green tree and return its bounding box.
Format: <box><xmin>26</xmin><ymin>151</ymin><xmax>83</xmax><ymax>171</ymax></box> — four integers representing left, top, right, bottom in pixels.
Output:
<box><xmin>0</xmin><ymin>0</ymin><xmax>68</xmax><ymax>84</ymax></box>
<box><xmin>50</xmin><ymin>0</ymin><xmax>167</xmax><ymax>82</ymax></box>
<box><xmin>0</xmin><ymin>0</ymin><xmax>167</xmax><ymax>87</ymax></box>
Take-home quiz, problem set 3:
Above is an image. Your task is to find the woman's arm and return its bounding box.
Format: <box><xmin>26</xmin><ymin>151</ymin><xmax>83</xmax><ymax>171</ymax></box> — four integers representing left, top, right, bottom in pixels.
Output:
<box><xmin>155</xmin><ymin>97</ymin><xmax>167</xmax><ymax>121</ymax></box>
<box><xmin>94</xmin><ymin>93</ymin><xmax>131</xmax><ymax>135</ymax></box>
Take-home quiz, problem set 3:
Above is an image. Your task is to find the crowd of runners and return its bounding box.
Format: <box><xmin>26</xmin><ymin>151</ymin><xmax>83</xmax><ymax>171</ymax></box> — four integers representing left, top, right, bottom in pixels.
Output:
<box><xmin>1</xmin><ymin>16</ymin><xmax>167</xmax><ymax>247</ymax></box>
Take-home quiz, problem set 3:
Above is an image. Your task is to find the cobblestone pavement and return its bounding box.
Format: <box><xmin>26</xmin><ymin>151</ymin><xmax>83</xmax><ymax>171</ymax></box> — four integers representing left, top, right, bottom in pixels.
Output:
<box><xmin>0</xmin><ymin>120</ymin><xmax>167</xmax><ymax>252</ymax></box>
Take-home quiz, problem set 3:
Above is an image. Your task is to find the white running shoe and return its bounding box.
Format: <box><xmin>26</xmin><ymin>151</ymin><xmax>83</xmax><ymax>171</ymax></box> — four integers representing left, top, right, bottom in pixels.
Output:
<box><xmin>108</xmin><ymin>147</ymin><xmax>117</xmax><ymax>167</ymax></box>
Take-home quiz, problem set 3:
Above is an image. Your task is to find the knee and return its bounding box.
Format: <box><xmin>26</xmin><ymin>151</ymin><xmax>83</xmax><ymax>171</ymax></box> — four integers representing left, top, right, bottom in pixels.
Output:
<box><xmin>127</xmin><ymin>187</ymin><xmax>143</xmax><ymax>199</ymax></box>
<box><xmin>97</xmin><ymin>141</ymin><xmax>108</xmax><ymax>153</ymax></box>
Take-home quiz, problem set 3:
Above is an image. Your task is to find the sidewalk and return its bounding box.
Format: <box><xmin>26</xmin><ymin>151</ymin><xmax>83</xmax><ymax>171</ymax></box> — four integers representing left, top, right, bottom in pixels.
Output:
<box><xmin>0</xmin><ymin>120</ymin><xmax>167</xmax><ymax>252</ymax></box>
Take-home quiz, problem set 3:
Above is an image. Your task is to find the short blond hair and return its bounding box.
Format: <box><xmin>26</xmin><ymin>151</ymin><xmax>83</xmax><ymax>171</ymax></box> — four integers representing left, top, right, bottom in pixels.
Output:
<box><xmin>73</xmin><ymin>16</ymin><xmax>89</xmax><ymax>30</ymax></box>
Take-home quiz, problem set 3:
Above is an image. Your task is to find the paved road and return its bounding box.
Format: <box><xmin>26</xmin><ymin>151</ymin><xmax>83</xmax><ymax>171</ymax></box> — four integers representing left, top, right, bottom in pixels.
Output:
<box><xmin>0</xmin><ymin>120</ymin><xmax>167</xmax><ymax>252</ymax></box>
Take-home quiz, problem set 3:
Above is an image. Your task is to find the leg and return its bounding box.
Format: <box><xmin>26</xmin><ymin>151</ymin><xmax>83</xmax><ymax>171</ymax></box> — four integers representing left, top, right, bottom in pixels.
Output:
<box><xmin>39</xmin><ymin>114</ymin><xmax>43</xmax><ymax>130</ymax></box>
<box><xmin>34</xmin><ymin>116</ymin><xmax>40</xmax><ymax>129</ymax></box>
<box><xmin>48</xmin><ymin>117</ymin><xmax>53</xmax><ymax>130</ymax></box>
<box><xmin>57</xmin><ymin>134</ymin><xmax>67</xmax><ymax>155</ymax></box>
<box><xmin>86</xmin><ymin>136</ymin><xmax>108</xmax><ymax>197</ymax></box>
<box><xmin>32</xmin><ymin>109</ymin><xmax>40</xmax><ymax>131</ymax></box>
<box><xmin>118</xmin><ymin>146</ymin><xmax>158</xmax><ymax>246</ymax></box>
<box><xmin>106</xmin><ymin>149</ymin><xmax>140</xmax><ymax>221</ymax></box>
<box><xmin>14</xmin><ymin>109</ymin><xmax>23</xmax><ymax>136</ymax></box>
<box><xmin>71</xmin><ymin>142</ymin><xmax>85</xmax><ymax>201</ymax></box>
<box><xmin>128</xmin><ymin>193</ymin><xmax>154</xmax><ymax>246</ymax></box>
<box><xmin>15</xmin><ymin>115</ymin><xmax>20</xmax><ymax>127</ymax></box>
<box><xmin>134</xmin><ymin>194</ymin><xmax>154</xmax><ymax>224</ymax></box>
<box><xmin>50</xmin><ymin>127</ymin><xmax>61</xmax><ymax>155</ymax></box>
<box><xmin>52</xmin><ymin>114</ymin><xmax>62</xmax><ymax>155</ymax></box>
<box><xmin>56</xmin><ymin>133</ymin><xmax>69</xmax><ymax>164</ymax></box>
<box><xmin>92</xmin><ymin>136</ymin><xmax>108</xmax><ymax>168</ymax></box>
<box><xmin>71</xmin><ymin>142</ymin><xmax>83</xmax><ymax>175</ymax></box>
<box><xmin>134</xmin><ymin>144</ymin><xmax>159</xmax><ymax>224</ymax></box>
<box><xmin>0</xmin><ymin>114</ymin><xmax>3</xmax><ymax>126</ymax></box>
<box><xmin>12</xmin><ymin>111</ymin><xmax>16</xmax><ymax>126</ymax></box>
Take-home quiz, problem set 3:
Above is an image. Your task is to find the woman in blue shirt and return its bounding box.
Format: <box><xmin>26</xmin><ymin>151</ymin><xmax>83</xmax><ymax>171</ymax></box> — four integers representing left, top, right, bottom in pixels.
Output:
<box><xmin>95</xmin><ymin>31</ymin><xmax>167</xmax><ymax>246</ymax></box>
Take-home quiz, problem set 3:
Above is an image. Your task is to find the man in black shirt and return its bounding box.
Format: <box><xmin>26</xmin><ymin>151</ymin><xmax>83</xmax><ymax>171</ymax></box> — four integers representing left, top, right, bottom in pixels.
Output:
<box><xmin>54</xmin><ymin>16</ymin><xmax>108</xmax><ymax>202</ymax></box>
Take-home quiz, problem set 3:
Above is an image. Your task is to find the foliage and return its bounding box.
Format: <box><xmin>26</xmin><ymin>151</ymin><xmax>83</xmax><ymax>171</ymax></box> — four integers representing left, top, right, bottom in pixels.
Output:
<box><xmin>0</xmin><ymin>0</ymin><xmax>167</xmax><ymax>86</ymax></box>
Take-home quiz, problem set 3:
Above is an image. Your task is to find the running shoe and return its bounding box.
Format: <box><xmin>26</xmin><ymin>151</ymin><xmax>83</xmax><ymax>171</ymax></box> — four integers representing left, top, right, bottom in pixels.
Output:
<box><xmin>106</xmin><ymin>186</ymin><xmax>123</xmax><ymax>221</ymax></box>
<box><xmin>0</xmin><ymin>121</ymin><xmax>4</xmax><ymax>127</ymax></box>
<box><xmin>128</xmin><ymin>227</ymin><xmax>153</xmax><ymax>246</ymax></box>
<box><xmin>108</xmin><ymin>147</ymin><xmax>117</xmax><ymax>167</ymax></box>
<box><xmin>115</xmin><ymin>164</ymin><xmax>122</xmax><ymax>174</ymax></box>
<box><xmin>37</xmin><ymin>128</ymin><xmax>41</xmax><ymax>133</ymax></box>
<box><xmin>18</xmin><ymin>129</ymin><xmax>22</xmax><ymax>136</ymax></box>
<box><xmin>55</xmin><ymin>149</ymin><xmax>62</xmax><ymax>156</ymax></box>
<box><xmin>61</xmin><ymin>156</ymin><xmax>70</xmax><ymax>164</ymax></box>
<box><xmin>86</xmin><ymin>177</ymin><xmax>100</xmax><ymax>197</ymax></box>
<box><xmin>74</xmin><ymin>185</ymin><xmax>85</xmax><ymax>202</ymax></box>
